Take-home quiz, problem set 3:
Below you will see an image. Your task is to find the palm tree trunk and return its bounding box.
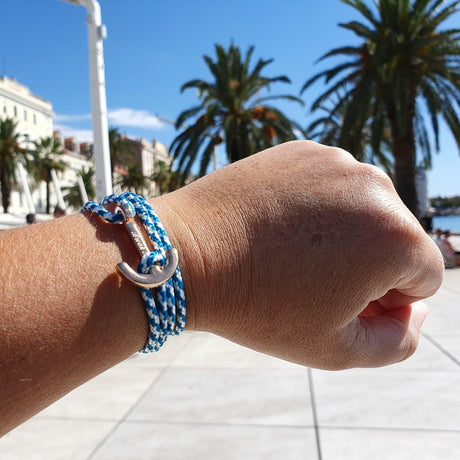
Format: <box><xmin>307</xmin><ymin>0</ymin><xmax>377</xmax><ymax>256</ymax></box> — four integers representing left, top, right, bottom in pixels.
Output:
<box><xmin>226</xmin><ymin>119</ymin><xmax>252</xmax><ymax>164</ymax></box>
<box><xmin>393</xmin><ymin>141</ymin><xmax>418</xmax><ymax>217</ymax></box>
<box><xmin>226</xmin><ymin>126</ymin><xmax>241</xmax><ymax>164</ymax></box>
<box><xmin>385</xmin><ymin>89</ymin><xmax>419</xmax><ymax>218</ymax></box>
<box><xmin>0</xmin><ymin>169</ymin><xmax>10</xmax><ymax>214</ymax></box>
<box><xmin>46</xmin><ymin>180</ymin><xmax>51</xmax><ymax>214</ymax></box>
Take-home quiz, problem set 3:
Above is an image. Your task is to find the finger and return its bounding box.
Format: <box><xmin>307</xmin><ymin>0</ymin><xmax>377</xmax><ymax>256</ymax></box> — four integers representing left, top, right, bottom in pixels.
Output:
<box><xmin>340</xmin><ymin>301</ymin><xmax>429</xmax><ymax>368</ymax></box>
<box><xmin>393</xmin><ymin>234</ymin><xmax>444</xmax><ymax>301</ymax></box>
<box><xmin>374</xmin><ymin>288</ymin><xmax>427</xmax><ymax>310</ymax></box>
<box><xmin>359</xmin><ymin>299</ymin><xmax>389</xmax><ymax>317</ymax></box>
<box><xmin>368</xmin><ymin>233</ymin><xmax>443</xmax><ymax>313</ymax></box>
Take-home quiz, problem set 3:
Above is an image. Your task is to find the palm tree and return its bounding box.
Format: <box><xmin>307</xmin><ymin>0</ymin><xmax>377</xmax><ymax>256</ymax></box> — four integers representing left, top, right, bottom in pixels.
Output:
<box><xmin>27</xmin><ymin>136</ymin><xmax>68</xmax><ymax>214</ymax></box>
<box><xmin>116</xmin><ymin>163</ymin><xmax>150</xmax><ymax>195</ymax></box>
<box><xmin>63</xmin><ymin>166</ymin><xmax>95</xmax><ymax>209</ymax></box>
<box><xmin>306</xmin><ymin>90</ymin><xmax>394</xmax><ymax>174</ymax></box>
<box><xmin>301</xmin><ymin>0</ymin><xmax>460</xmax><ymax>217</ymax></box>
<box><xmin>151</xmin><ymin>160</ymin><xmax>172</xmax><ymax>195</ymax></box>
<box><xmin>171</xmin><ymin>43</ymin><xmax>304</xmax><ymax>178</ymax></box>
<box><xmin>108</xmin><ymin>127</ymin><xmax>134</xmax><ymax>178</ymax></box>
<box><xmin>151</xmin><ymin>160</ymin><xmax>185</xmax><ymax>195</ymax></box>
<box><xmin>0</xmin><ymin>117</ymin><xmax>25</xmax><ymax>213</ymax></box>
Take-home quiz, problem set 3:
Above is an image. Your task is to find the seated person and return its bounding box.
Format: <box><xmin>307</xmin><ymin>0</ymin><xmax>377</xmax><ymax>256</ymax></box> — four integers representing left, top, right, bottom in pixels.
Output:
<box><xmin>438</xmin><ymin>230</ymin><xmax>460</xmax><ymax>267</ymax></box>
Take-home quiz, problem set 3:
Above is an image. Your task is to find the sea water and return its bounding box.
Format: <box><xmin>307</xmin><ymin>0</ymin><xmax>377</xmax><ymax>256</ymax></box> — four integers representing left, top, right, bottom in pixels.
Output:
<box><xmin>432</xmin><ymin>215</ymin><xmax>460</xmax><ymax>233</ymax></box>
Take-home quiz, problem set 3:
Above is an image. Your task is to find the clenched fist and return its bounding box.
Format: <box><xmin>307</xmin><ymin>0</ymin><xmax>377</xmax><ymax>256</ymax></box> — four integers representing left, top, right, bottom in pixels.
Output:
<box><xmin>159</xmin><ymin>140</ymin><xmax>444</xmax><ymax>369</ymax></box>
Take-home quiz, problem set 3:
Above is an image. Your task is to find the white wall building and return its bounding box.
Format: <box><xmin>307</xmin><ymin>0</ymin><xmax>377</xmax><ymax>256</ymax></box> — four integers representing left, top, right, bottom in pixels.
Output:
<box><xmin>1</xmin><ymin>76</ymin><xmax>174</xmax><ymax>226</ymax></box>
<box><xmin>0</xmin><ymin>76</ymin><xmax>93</xmax><ymax>220</ymax></box>
<box><xmin>0</xmin><ymin>76</ymin><xmax>53</xmax><ymax>144</ymax></box>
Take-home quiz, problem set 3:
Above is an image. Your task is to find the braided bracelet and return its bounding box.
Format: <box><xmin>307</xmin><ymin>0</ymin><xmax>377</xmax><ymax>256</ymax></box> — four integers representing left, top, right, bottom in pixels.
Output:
<box><xmin>81</xmin><ymin>192</ymin><xmax>186</xmax><ymax>352</ymax></box>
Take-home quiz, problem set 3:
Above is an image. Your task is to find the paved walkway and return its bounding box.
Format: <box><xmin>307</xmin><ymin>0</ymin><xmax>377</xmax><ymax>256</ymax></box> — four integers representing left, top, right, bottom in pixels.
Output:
<box><xmin>0</xmin><ymin>212</ymin><xmax>52</xmax><ymax>230</ymax></box>
<box><xmin>1</xmin><ymin>267</ymin><xmax>460</xmax><ymax>459</ymax></box>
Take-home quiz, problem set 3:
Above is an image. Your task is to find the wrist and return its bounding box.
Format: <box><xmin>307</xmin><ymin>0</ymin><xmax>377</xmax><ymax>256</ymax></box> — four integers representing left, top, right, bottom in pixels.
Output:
<box><xmin>149</xmin><ymin>193</ymin><xmax>202</xmax><ymax>331</ymax></box>
<box><xmin>150</xmin><ymin>184</ymin><xmax>250</xmax><ymax>335</ymax></box>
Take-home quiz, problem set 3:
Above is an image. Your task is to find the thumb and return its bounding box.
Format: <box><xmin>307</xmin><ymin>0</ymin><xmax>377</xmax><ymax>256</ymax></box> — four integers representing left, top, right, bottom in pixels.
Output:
<box><xmin>341</xmin><ymin>302</ymin><xmax>429</xmax><ymax>368</ymax></box>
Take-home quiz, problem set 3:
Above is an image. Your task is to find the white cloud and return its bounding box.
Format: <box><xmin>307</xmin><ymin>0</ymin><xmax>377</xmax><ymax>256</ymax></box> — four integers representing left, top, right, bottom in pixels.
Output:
<box><xmin>53</xmin><ymin>123</ymin><xmax>94</xmax><ymax>143</ymax></box>
<box><xmin>108</xmin><ymin>108</ymin><xmax>166</xmax><ymax>129</ymax></box>
<box><xmin>54</xmin><ymin>108</ymin><xmax>167</xmax><ymax>143</ymax></box>
<box><xmin>54</xmin><ymin>113</ymin><xmax>92</xmax><ymax>122</ymax></box>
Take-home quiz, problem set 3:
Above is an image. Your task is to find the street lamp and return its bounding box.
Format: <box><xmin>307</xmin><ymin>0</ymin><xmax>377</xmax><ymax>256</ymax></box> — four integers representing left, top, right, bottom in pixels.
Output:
<box><xmin>64</xmin><ymin>0</ymin><xmax>112</xmax><ymax>201</ymax></box>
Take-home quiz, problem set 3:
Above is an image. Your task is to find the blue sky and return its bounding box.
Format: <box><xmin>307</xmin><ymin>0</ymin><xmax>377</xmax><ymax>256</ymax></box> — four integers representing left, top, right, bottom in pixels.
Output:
<box><xmin>2</xmin><ymin>0</ymin><xmax>459</xmax><ymax>197</ymax></box>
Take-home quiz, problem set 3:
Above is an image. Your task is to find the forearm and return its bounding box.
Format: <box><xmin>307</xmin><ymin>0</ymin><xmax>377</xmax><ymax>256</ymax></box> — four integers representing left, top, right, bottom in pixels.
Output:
<box><xmin>0</xmin><ymin>196</ymin><xmax>195</xmax><ymax>435</ymax></box>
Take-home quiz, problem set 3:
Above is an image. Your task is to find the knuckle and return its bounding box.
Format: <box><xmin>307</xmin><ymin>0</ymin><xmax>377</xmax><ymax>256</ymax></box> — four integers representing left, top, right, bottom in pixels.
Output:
<box><xmin>361</xmin><ymin>163</ymin><xmax>395</xmax><ymax>191</ymax></box>
<box><xmin>293</xmin><ymin>140</ymin><xmax>357</xmax><ymax>163</ymax></box>
<box><xmin>326</xmin><ymin>145</ymin><xmax>359</xmax><ymax>164</ymax></box>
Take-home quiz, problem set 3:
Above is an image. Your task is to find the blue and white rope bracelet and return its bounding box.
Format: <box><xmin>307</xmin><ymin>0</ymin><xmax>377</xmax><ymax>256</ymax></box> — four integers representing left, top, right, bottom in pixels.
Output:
<box><xmin>81</xmin><ymin>192</ymin><xmax>186</xmax><ymax>353</ymax></box>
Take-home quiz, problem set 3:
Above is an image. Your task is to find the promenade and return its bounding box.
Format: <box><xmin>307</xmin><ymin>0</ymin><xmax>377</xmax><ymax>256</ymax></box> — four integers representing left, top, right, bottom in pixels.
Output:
<box><xmin>1</xmin><ymin>249</ymin><xmax>460</xmax><ymax>459</ymax></box>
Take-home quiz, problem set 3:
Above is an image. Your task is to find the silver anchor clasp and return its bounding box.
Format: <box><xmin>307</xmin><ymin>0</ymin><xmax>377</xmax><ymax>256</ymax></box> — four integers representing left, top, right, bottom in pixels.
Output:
<box><xmin>115</xmin><ymin>202</ymin><xmax>178</xmax><ymax>288</ymax></box>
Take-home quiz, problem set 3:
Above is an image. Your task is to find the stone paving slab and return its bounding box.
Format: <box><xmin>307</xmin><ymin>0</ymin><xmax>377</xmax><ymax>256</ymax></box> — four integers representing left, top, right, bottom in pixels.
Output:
<box><xmin>320</xmin><ymin>428</ymin><xmax>460</xmax><ymax>460</ymax></box>
<box><xmin>91</xmin><ymin>422</ymin><xmax>317</xmax><ymax>460</ymax></box>
<box><xmin>0</xmin><ymin>418</ymin><xmax>117</xmax><ymax>460</ymax></box>
<box><xmin>312</xmin><ymin>368</ymin><xmax>460</xmax><ymax>430</ymax></box>
<box><xmin>126</xmin><ymin>367</ymin><xmax>312</xmax><ymax>427</ymax></box>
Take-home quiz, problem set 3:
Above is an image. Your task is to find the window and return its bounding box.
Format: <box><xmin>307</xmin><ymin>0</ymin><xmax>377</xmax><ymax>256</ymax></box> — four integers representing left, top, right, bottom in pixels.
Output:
<box><xmin>24</xmin><ymin>110</ymin><xmax>27</xmax><ymax>121</ymax></box>
<box><xmin>13</xmin><ymin>106</ymin><xmax>17</xmax><ymax>117</ymax></box>
<box><xmin>33</xmin><ymin>113</ymin><xmax>37</xmax><ymax>124</ymax></box>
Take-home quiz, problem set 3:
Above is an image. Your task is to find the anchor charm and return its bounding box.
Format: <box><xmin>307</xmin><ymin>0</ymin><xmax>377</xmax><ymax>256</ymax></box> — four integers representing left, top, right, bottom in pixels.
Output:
<box><xmin>115</xmin><ymin>202</ymin><xmax>178</xmax><ymax>288</ymax></box>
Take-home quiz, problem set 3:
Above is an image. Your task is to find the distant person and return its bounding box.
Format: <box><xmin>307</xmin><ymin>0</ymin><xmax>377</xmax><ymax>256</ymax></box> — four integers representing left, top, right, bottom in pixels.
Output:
<box><xmin>444</xmin><ymin>230</ymin><xmax>460</xmax><ymax>255</ymax></box>
<box><xmin>435</xmin><ymin>228</ymin><xmax>444</xmax><ymax>242</ymax></box>
<box><xmin>25</xmin><ymin>213</ymin><xmax>36</xmax><ymax>225</ymax></box>
<box><xmin>439</xmin><ymin>230</ymin><xmax>460</xmax><ymax>267</ymax></box>
<box><xmin>53</xmin><ymin>206</ymin><xmax>66</xmax><ymax>218</ymax></box>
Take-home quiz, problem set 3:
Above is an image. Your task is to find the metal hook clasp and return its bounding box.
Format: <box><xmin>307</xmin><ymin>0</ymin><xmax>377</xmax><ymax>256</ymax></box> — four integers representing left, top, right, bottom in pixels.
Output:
<box><xmin>115</xmin><ymin>203</ymin><xmax>178</xmax><ymax>288</ymax></box>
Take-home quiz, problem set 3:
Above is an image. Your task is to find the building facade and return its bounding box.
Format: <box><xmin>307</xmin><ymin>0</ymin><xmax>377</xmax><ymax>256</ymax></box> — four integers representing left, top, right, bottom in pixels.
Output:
<box><xmin>118</xmin><ymin>136</ymin><xmax>172</xmax><ymax>198</ymax></box>
<box><xmin>0</xmin><ymin>76</ymin><xmax>93</xmax><ymax>219</ymax></box>
<box><xmin>1</xmin><ymin>77</ymin><xmax>173</xmax><ymax>225</ymax></box>
<box><xmin>0</xmin><ymin>76</ymin><xmax>53</xmax><ymax>144</ymax></box>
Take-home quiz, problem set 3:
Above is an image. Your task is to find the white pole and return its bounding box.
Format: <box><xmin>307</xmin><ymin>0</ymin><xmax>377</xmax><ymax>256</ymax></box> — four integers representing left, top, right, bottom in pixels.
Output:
<box><xmin>77</xmin><ymin>175</ymin><xmax>89</xmax><ymax>203</ymax></box>
<box><xmin>16</xmin><ymin>162</ymin><xmax>36</xmax><ymax>214</ymax></box>
<box><xmin>85</xmin><ymin>0</ymin><xmax>112</xmax><ymax>201</ymax></box>
<box><xmin>213</xmin><ymin>145</ymin><xmax>218</xmax><ymax>171</ymax></box>
<box><xmin>50</xmin><ymin>169</ymin><xmax>66</xmax><ymax>210</ymax></box>
<box><xmin>66</xmin><ymin>0</ymin><xmax>112</xmax><ymax>201</ymax></box>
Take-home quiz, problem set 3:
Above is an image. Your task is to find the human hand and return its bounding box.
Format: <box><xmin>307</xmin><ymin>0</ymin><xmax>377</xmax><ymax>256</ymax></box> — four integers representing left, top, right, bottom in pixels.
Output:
<box><xmin>157</xmin><ymin>141</ymin><xmax>444</xmax><ymax>369</ymax></box>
